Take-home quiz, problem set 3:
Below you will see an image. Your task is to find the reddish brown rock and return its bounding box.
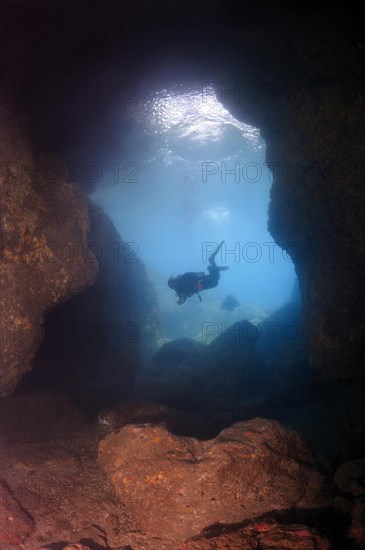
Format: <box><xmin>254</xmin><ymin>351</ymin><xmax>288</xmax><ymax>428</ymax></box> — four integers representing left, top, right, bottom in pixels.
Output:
<box><xmin>0</xmin><ymin>105</ymin><xmax>98</xmax><ymax>397</ymax></box>
<box><xmin>23</xmin><ymin>199</ymin><xmax>160</xmax><ymax>403</ymax></box>
<box><xmin>0</xmin><ymin>479</ymin><xmax>34</xmax><ymax>545</ymax></box>
<box><xmin>182</xmin><ymin>520</ymin><xmax>331</xmax><ymax>549</ymax></box>
<box><xmin>98</xmin><ymin>418</ymin><xmax>332</xmax><ymax>542</ymax></box>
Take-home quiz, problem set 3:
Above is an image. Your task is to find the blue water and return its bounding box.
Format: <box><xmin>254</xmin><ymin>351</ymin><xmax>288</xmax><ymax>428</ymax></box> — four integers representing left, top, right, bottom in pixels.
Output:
<box><xmin>92</xmin><ymin>86</ymin><xmax>297</xmax><ymax>340</ymax></box>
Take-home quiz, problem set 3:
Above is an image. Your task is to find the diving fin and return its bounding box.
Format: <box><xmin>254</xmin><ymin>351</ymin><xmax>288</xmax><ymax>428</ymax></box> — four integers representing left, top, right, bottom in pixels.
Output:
<box><xmin>208</xmin><ymin>241</ymin><xmax>225</xmax><ymax>263</ymax></box>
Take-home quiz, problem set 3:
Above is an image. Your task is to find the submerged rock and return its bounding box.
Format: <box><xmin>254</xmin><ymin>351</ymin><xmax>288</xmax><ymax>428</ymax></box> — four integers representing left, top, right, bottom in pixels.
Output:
<box><xmin>0</xmin><ymin>106</ymin><xmax>97</xmax><ymax>397</ymax></box>
<box><xmin>151</xmin><ymin>337</ymin><xmax>206</xmax><ymax>368</ymax></box>
<box><xmin>98</xmin><ymin>417</ymin><xmax>332</xmax><ymax>542</ymax></box>
<box><xmin>18</xmin><ymin>200</ymin><xmax>160</xmax><ymax>404</ymax></box>
<box><xmin>266</xmin><ymin>85</ymin><xmax>365</xmax><ymax>381</ymax></box>
<box><xmin>221</xmin><ymin>294</ymin><xmax>240</xmax><ymax>311</ymax></box>
<box><xmin>133</xmin><ymin>323</ymin><xmax>261</xmax><ymax>411</ymax></box>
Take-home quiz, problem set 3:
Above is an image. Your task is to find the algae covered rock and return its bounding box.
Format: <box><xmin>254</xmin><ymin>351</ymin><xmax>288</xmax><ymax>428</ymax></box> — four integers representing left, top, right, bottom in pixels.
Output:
<box><xmin>22</xmin><ymin>200</ymin><xmax>160</xmax><ymax>403</ymax></box>
<box><xmin>99</xmin><ymin>417</ymin><xmax>332</xmax><ymax>542</ymax></box>
<box><xmin>0</xmin><ymin>106</ymin><xmax>97</xmax><ymax>397</ymax></box>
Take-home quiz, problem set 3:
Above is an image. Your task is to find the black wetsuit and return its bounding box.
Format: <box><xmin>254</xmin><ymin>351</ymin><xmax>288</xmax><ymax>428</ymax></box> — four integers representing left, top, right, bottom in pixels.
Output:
<box><xmin>173</xmin><ymin>261</ymin><xmax>220</xmax><ymax>304</ymax></box>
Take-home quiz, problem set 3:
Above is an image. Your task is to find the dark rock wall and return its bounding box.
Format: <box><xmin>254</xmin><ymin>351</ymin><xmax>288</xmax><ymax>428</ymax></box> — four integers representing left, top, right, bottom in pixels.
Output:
<box><xmin>0</xmin><ymin>105</ymin><xmax>98</xmax><ymax>396</ymax></box>
<box><xmin>265</xmin><ymin>86</ymin><xmax>365</xmax><ymax>380</ymax></box>
<box><xmin>19</xmin><ymin>199</ymin><xmax>161</xmax><ymax>403</ymax></box>
<box><xmin>218</xmin><ymin>7</ymin><xmax>365</xmax><ymax>381</ymax></box>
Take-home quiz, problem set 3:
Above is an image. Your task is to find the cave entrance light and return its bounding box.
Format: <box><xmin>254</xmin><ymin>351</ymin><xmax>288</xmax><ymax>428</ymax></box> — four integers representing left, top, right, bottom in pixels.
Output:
<box><xmin>92</xmin><ymin>84</ymin><xmax>297</xmax><ymax>339</ymax></box>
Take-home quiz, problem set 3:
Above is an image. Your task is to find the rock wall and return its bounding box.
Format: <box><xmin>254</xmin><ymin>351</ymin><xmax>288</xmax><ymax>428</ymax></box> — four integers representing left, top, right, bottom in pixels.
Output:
<box><xmin>0</xmin><ymin>102</ymin><xmax>160</xmax><ymax>400</ymax></box>
<box><xmin>0</xmin><ymin>105</ymin><xmax>98</xmax><ymax>396</ymax></box>
<box><xmin>218</xmin><ymin>7</ymin><xmax>365</xmax><ymax>381</ymax></box>
<box><xmin>23</xmin><ymin>199</ymin><xmax>160</xmax><ymax>403</ymax></box>
<box><xmin>265</xmin><ymin>85</ymin><xmax>365</xmax><ymax>380</ymax></box>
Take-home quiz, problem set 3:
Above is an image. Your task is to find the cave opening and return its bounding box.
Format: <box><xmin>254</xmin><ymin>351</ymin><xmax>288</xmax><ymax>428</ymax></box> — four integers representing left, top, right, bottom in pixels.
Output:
<box><xmin>90</xmin><ymin>81</ymin><xmax>298</xmax><ymax>343</ymax></box>
<box><xmin>17</xmin><ymin>74</ymin><xmax>302</xmax><ymax>415</ymax></box>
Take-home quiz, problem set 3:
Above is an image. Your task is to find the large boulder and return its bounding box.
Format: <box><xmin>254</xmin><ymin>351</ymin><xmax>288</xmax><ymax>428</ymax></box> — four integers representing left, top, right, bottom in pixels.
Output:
<box><xmin>20</xmin><ymin>200</ymin><xmax>160</xmax><ymax>403</ymax></box>
<box><xmin>0</xmin><ymin>105</ymin><xmax>97</xmax><ymax>397</ymax></box>
<box><xmin>151</xmin><ymin>337</ymin><xmax>206</xmax><ymax>368</ymax></box>
<box><xmin>98</xmin><ymin>417</ymin><xmax>332</xmax><ymax>542</ymax></box>
<box><xmin>133</xmin><ymin>322</ymin><xmax>260</xmax><ymax>411</ymax></box>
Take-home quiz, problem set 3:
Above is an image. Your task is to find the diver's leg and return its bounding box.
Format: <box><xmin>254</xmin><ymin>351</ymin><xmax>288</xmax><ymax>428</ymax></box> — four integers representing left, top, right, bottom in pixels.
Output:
<box><xmin>208</xmin><ymin>241</ymin><xmax>224</xmax><ymax>265</ymax></box>
<box><xmin>200</xmin><ymin>272</ymin><xmax>220</xmax><ymax>290</ymax></box>
<box><xmin>207</xmin><ymin>241</ymin><xmax>229</xmax><ymax>282</ymax></box>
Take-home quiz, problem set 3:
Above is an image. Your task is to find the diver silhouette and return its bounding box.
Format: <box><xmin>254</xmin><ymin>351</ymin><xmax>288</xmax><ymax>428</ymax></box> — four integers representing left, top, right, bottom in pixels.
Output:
<box><xmin>168</xmin><ymin>241</ymin><xmax>228</xmax><ymax>305</ymax></box>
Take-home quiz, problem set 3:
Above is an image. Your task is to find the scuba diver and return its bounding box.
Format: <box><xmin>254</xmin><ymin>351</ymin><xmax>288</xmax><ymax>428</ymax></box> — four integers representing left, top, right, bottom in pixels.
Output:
<box><xmin>168</xmin><ymin>241</ymin><xmax>228</xmax><ymax>305</ymax></box>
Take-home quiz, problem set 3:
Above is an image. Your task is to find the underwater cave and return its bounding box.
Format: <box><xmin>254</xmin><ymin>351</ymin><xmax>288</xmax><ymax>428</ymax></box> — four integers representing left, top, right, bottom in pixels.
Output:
<box><xmin>1</xmin><ymin>1</ymin><xmax>364</xmax><ymax>548</ymax></box>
